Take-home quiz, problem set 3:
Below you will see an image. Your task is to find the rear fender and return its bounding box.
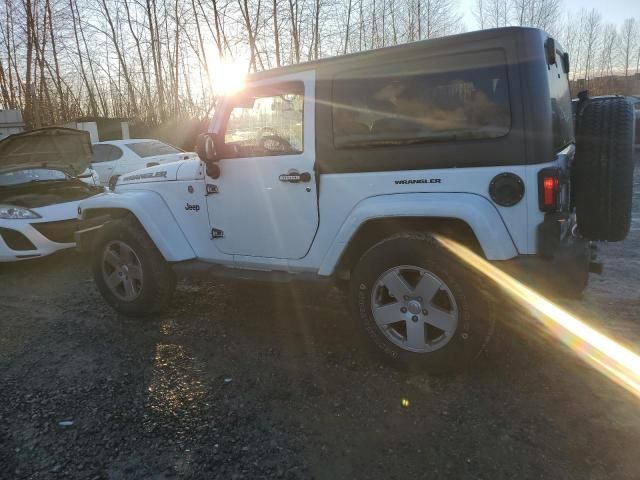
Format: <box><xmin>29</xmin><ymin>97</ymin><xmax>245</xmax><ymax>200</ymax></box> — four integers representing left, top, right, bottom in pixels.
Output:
<box><xmin>78</xmin><ymin>191</ymin><xmax>196</xmax><ymax>262</ymax></box>
<box><xmin>318</xmin><ymin>193</ymin><xmax>518</xmax><ymax>275</ymax></box>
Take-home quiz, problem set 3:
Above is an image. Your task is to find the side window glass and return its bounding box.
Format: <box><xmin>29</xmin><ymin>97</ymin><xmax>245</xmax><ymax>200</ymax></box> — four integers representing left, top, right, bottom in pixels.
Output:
<box><xmin>91</xmin><ymin>144</ymin><xmax>110</xmax><ymax>163</ymax></box>
<box><xmin>108</xmin><ymin>146</ymin><xmax>123</xmax><ymax>161</ymax></box>
<box><xmin>332</xmin><ymin>51</ymin><xmax>511</xmax><ymax>149</ymax></box>
<box><xmin>92</xmin><ymin>144</ymin><xmax>122</xmax><ymax>163</ymax></box>
<box><xmin>223</xmin><ymin>83</ymin><xmax>304</xmax><ymax>158</ymax></box>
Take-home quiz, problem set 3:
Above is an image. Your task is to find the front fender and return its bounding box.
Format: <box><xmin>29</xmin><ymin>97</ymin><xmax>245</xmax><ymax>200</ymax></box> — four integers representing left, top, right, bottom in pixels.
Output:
<box><xmin>318</xmin><ymin>193</ymin><xmax>518</xmax><ymax>275</ymax></box>
<box><xmin>78</xmin><ymin>190</ymin><xmax>196</xmax><ymax>262</ymax></box>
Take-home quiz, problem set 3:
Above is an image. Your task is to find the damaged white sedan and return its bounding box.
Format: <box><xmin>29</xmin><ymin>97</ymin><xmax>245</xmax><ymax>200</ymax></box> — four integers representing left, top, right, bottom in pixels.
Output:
<box><xmin>0</xmin><ymin>128</ymin><xmax>102</xmax><ymax>262</ymax></box>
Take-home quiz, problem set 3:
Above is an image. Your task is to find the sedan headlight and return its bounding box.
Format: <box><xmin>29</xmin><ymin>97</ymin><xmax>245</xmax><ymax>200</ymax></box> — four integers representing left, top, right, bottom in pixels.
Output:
<box><xmin>0</xmin><ymin>205</ymin><xmax>41</xmax><ymax>219</ymax></box>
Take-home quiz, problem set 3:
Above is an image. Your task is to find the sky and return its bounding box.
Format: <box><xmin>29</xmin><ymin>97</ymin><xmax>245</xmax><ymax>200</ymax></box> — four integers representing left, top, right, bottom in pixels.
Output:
<box><xmin>458</xmin><ymin>0</ymin><xmax>640</xmax><ymax>30</ymax></box>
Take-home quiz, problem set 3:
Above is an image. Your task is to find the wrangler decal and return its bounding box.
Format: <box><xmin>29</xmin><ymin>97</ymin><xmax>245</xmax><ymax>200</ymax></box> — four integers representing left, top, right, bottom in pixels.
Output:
<box><xmin>394</xmin><ymin>178</ymin><xmax>441</xmax><ymax>185</ymax></box>
<box><xmin>122</xmin><ymin>171</ymin><xmax>168</xmax><ymax>182</ymax></box>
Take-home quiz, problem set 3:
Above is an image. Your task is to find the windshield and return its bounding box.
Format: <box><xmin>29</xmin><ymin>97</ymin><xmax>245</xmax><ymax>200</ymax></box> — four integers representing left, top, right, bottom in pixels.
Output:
<box><xmin>0</xmin><ymin>169</ymin><xmax>67</xmax><ymax>187</ymax></box>
<box><xmin>126</xmin><ymin>141</ymin><xmax>182</xmax><ymax>158</ymax></box>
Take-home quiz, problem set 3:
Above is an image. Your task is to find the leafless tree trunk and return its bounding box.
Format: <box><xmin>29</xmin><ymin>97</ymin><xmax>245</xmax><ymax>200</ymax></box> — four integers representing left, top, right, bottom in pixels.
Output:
<box><xmin>146</xmin><ymin>0</ymin><xmax>167</xmax><ymax>120</ymax></box>
<box><xmin>124</xmin><ymin>0</ymin><xmax>153</xmax><ymax>120</ymax></box>
<box><xmin>99</xmin><ymin>0</ymin><xmax>139</xmax><ymax>116</ymax></box>
<box><xmin>313</xmin><ymin>0</ymin><xmax>320</xmax><ymax>58</ymax></box>
<box><xmin>619</xmin><ymin>17</ymin><xmax>637</xmax><ymax>78</ymax></box>
<box><xmin>343</xmin><ymin>0</ymin><xmax>352</xmax><ymax>54</ymax></box>
<box><xmin>273</xmin><ymin>0</ymin><xmax>281</xmax><ymax>65</ymax></box>
<box><xmin>582</xmin><ymin>9</ymin><xmax>602</xmax><ymax>87</ymax></box>
<box><xmin>22</xmin><ymin>0</ymin><xmax>35</xmax><ymax>126</ymax></box>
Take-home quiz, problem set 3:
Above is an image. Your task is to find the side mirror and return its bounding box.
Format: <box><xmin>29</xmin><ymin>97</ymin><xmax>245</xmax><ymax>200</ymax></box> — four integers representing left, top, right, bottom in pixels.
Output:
<box><xmin>196</xmin><ymin>133</ymin><xmax>218</xmax><ymax>163</ymax></box>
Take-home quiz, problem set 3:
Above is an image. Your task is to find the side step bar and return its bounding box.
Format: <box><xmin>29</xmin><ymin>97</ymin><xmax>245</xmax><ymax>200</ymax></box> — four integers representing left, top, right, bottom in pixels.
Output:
<box><xmin>171</xmin><ymin>260</ymin><xmax>335</xmax><ymax>285</ymax></box>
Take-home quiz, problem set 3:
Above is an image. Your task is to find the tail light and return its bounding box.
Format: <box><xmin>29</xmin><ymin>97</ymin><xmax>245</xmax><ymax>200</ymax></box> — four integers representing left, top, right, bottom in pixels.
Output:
<box><xmin>538</xmin><ymin>168</ymin><xmax>561</xmax><ymax>212</ymax></box>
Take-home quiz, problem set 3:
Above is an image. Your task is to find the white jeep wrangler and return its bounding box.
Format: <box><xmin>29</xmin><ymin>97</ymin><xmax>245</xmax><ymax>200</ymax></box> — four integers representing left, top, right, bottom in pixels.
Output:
<box><xmin>77</xmin><ymin>27</ymin><xmax>635</xmax><ymax>372</ymax></box>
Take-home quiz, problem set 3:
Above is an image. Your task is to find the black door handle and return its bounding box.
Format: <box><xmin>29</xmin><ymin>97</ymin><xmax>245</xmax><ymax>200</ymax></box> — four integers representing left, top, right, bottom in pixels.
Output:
<box><xmin>279</xmin><ymin>172</ymin><xmax>311</xmax><ymax>183</ymax></box>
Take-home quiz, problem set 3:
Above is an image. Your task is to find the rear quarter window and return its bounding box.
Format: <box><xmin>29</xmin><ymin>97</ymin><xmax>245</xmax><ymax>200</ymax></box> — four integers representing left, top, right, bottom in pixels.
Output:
<box><xmin>332</xmin><ymin>49</ymin><xmax>511</xmax><ymax>149</ymax></box>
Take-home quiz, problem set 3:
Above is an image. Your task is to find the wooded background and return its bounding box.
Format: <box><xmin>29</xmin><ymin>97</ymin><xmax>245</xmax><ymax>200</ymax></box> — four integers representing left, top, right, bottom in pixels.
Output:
<box><xmin>0</xmin><ymin>0</ymin><xmax>638</xmax><ymax>130</ymax></box>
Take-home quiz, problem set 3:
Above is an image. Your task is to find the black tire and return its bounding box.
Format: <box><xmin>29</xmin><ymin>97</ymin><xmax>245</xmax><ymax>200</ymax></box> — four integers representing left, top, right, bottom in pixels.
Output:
<box><xmin>350</xmin><ymin>233</ymin><xmax>495</xmax><ymax>374</ymax></box>
<box><xmin>92</xmin><ymin>217</ymin><xmax>176</xmax><ymax>316</ymax></box>
<box><xmin>574</xmin><ymin>97</ymin><xmax>635</xmax><ymax>241</ymax></box>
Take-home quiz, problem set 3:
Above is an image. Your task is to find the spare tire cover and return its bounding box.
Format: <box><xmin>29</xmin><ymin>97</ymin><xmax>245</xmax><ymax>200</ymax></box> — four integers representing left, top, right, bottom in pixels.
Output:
<box><xmin>574</xmin><ymin>97</ymin><xmax>635</xmax><ymax>242</ymax></box>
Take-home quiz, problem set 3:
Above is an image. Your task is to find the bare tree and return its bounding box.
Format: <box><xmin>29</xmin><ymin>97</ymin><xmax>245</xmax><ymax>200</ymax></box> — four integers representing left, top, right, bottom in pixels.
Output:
<box><xmin>619</xmin><ymin>17</ymin><xmax>638</xmax><ymax>77</ymax></box>
<box><xmin>0</xmin><ymin>0</ymin><xmax>636</xmax><ymax>129</ymax></box>
<box><xmin>596</xmin><ymin>23</ymin><xmax>617</xmax><ymax>92</ymax></box>
<box><xmin>511</xmin><ymin>0</ymin><xmax>560</xmax><ymax>32</ymax></box>
<box><xmin>582</xmin><ymin>8</ymin><xmax>602</xmax><ymax>87</ymax></box>
<box><xmin>473</xmin><ymin>0</ymin><xmax>508</xmax><ymax>29</ymax></box>
<box><xmin>98</xmin><ymin>0</ymin><xmax>139</xmax><ymax>116</ymax></box>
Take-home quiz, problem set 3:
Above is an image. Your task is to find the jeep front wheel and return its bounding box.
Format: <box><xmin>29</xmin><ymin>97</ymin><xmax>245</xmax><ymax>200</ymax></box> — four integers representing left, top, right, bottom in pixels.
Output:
<box><xmin>350</xmin><ymin>233</ymin><xmax>494</xmax><ymax>373</ymax></box>
<box><xmin>92</xmin><ymin>217</ymin><xmax>176</xmax><ymax>316</ymax></box>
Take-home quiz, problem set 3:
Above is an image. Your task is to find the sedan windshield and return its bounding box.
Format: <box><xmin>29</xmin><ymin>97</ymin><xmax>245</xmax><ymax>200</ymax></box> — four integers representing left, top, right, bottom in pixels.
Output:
<box><xmin>126</xmin><ymin>141</ymin><xmax>182</xmax><ymax>158</ymax></box>
<box><xmin>0</xmin><ymin>169</ymin><xmax>67</xmax><ymax>187</ymax></box>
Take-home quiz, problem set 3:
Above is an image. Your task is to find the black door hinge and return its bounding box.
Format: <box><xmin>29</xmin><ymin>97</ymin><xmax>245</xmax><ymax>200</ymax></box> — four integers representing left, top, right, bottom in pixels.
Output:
<box><xmin>206</xmin><ymin>184</ymin><xmax>219</xmax><ymax>195</ymax></box>
<box><xmin>211</xmin><ymin>228</ymin><xmax>224</xmax><ymax>239</ymax></box>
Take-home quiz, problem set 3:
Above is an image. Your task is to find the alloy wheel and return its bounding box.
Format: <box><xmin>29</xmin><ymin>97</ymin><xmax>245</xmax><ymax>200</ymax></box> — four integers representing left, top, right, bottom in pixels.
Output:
<box><xmin>370</xmin><ymin>265</ymin><xmax>458</xmax><ymax>353</ymax></box>
<box><xmin>102</xmin><ymin>240</ymin><xmax>144</xmax><ymax>301</ymax></box>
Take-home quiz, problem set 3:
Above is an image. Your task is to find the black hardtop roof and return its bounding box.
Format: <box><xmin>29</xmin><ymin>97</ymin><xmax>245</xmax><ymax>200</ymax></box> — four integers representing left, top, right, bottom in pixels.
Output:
<box><xmin>246</xmin><ymin>26</ymin><xmax>547</xmax><ymax>83</ymax></box>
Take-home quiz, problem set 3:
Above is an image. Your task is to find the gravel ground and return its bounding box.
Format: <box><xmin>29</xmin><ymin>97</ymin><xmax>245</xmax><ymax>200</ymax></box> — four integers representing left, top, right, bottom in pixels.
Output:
<box><xmin>1</xmin><ymin>157</ymin><xmax>640</xmax><ymax>480</ymax></box>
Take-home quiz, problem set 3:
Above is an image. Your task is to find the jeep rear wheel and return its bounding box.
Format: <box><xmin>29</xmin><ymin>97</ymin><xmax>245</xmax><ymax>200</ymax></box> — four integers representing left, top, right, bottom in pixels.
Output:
<box><xmin>92</xmin><ymin>217</ymin><xmax>176</xmax><ymax>316</ymax></box>
<box><xmin>350</xmin><ymin>233</ymin><xmax>494</xmax><ymax>373</ymax></box>
<box><xmin>574</xmin><ymin>97</ymin><xmax>635</xmax><ymax>241</ymax></box>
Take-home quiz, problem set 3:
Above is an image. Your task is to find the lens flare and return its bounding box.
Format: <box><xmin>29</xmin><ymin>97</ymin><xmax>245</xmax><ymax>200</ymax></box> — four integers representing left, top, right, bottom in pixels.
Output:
<box><xmin>212</xmin><ymin>60</ymin><xmax>247</xmax><ymax>95</ymax></box>
<box><xmin>434</xmin><ymin>235</ymin><xmax>640</xmax><ymax>399</ymax></box>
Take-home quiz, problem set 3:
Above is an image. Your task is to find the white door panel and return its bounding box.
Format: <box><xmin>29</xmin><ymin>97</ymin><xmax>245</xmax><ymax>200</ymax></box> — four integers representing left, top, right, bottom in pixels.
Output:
<box><xmin>207</xmin><ymin>70</ymin><xmax>318</xmax><ymax>260</ymax></box>
<box><xmin>211</xmin><ymin>155</ymin><xmax>317</xmax><ymax>258</ymax></box>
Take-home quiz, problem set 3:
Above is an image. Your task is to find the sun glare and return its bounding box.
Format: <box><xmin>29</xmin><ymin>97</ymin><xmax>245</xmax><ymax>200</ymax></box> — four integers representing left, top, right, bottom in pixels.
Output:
<box><xmin>211</xmin><ymin>60</ymin><xmax>247</xmax><ymax>96</ymax></box>
<box><xmin>434</xmin><ymin>235</ymin><xmax>640</xmax><ymax>400</ymax></box>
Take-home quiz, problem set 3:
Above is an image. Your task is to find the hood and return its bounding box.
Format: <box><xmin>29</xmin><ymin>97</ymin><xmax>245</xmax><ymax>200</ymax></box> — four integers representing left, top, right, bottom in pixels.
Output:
<box><xmin>0</xmin><ymin>127</ymin><xmax>92</xmax><ymax>176</ymax></box>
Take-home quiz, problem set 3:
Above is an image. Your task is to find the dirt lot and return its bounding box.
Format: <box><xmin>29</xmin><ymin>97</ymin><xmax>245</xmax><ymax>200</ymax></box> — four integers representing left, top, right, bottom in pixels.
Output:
<box><xmin>1</xmin><ymin>158</ymin><xmax>640</xmax><ymax>480</ymax></box>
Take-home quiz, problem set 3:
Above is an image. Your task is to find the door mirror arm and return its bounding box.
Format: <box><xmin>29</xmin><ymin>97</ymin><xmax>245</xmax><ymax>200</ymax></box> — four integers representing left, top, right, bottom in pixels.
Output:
<box><xmin>207</xmin><ymin>162</ymin><xmax>221</xmax><ymax>179</ymax></box>
<box><xmin>196</xmin><ymin>133</ymin><xmax>219</xmax><ymax>163</ymax></box>
<box><xmin>196</xmin><ymin>133</ymin><xmax>222</xmax><ymax>178</ymax></box>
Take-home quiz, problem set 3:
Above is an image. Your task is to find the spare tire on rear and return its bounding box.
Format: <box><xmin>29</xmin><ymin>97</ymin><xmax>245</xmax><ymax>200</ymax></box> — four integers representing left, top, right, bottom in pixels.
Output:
<box><xmin>574</xmin><ymin>97</ymin><xmax>635</xmax><ymax>242</ymax></box>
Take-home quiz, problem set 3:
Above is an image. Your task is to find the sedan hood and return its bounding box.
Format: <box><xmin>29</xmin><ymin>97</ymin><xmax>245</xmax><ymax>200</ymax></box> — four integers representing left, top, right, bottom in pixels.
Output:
<box><xmin>0</xmin><ymin>127</ymin><xmax>92</xmax><ymax>176</ymax></box>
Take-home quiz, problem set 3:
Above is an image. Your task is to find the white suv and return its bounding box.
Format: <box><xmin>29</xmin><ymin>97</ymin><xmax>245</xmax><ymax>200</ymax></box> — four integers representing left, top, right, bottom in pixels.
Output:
<box><xmin>77</xmin><ymin>27</ymin><xmax>635</xmax><ymax>372</ymax></box>
<box><xmin>90</xmin><ymin>139</ymin><xmax>198</xmax><ymax>189</ymax></box>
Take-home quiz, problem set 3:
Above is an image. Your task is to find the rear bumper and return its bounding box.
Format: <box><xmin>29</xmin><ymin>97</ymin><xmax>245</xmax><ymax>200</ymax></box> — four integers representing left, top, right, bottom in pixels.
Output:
<box><xmin>494</xmin><ymin>213</ymin><xmax>593</xmax><ymax>297</ymax></box>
